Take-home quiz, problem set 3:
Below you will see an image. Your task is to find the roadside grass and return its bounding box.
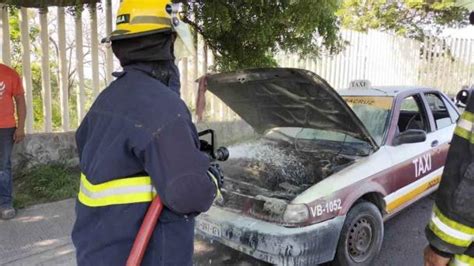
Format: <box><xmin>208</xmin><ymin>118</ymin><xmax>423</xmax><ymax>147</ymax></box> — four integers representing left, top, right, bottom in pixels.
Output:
<box><xmin>13</xmin><ymin>164</ymin><xmax>80</xmax><ymax>209</ymax></box>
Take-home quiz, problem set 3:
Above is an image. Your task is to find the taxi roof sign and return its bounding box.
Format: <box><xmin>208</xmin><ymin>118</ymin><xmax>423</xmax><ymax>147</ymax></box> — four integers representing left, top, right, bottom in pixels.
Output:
<box><xmin>349</xmin><ymin>80</ymin><xmax>372</xmax><ymax>89</ymax></box>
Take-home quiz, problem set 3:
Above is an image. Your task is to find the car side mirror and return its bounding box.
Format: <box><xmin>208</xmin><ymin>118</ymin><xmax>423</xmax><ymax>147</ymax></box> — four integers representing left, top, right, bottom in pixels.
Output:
<box><xmin>393</xmin><ymin>129</ymin><xmax>427</xmax><ymax>146</ymax></box>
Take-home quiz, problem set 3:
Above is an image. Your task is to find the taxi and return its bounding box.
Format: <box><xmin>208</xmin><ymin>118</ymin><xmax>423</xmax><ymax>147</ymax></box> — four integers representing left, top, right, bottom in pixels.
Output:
<box><xmin>196</xmin><ymin>68</ymin><xmax>460</xmax><ymax>265</ymax></box>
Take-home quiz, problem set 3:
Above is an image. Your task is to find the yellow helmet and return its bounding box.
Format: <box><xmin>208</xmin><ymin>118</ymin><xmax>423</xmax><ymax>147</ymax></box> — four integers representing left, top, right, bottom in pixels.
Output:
<box><xmin>111</xmin><ymin>0</ymin><xmax>172</xmax><ymax>41</ymax></box>
<box><xmin>110</xmin><ymin>0</ymin><xmax>195</xmax><ymax>57</ymax></box>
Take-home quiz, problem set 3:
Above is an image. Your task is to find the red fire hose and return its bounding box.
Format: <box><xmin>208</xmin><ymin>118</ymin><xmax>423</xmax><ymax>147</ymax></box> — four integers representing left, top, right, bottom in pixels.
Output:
<box><xmin>126</xmin><ymin>196</ymin><xmax>164</xmax><ymax>266</ymax></box>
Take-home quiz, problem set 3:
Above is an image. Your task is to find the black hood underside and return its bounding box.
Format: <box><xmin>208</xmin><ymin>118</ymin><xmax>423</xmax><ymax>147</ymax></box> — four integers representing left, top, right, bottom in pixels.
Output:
<box><xmin>206</xmin><ymin>68</ymin><xmax>378</xmax><ymax>150</ymax></box>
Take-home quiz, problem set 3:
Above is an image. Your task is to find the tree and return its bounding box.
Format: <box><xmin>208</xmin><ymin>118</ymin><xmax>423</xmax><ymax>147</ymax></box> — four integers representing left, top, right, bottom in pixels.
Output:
<box><xmin>7</xmin><ymin>8</ymin><xmax>47</xmax><ymax>130</ymax></box>
<box><xmin>182</xmin><ymin>0</ymin><xmax>343</xmax><ymax>71</ymax></box>
<box><xmin>6</xmin><ymin>5</ymin><xmax>108</xmax><ymax>131</ymax></box>
<box><xmin>337</xmin><ymin>0</ymin><xmax>469</xmax><ymax>40</ymax></box>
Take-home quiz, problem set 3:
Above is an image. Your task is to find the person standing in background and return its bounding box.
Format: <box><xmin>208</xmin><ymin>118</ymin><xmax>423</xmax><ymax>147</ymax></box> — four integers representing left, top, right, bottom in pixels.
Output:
<box><xmin>0</xmin><ymin>63</ymin><xmax>26</xmax><ymax>220</ymax></box>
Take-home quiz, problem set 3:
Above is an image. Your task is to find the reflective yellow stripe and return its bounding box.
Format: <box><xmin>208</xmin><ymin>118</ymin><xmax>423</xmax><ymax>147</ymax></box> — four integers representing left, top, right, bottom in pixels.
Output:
<box><xmin>461</xmin><ymin>111</ymin><xmax>474</xmax><ymax>123</ymax></box>
<box><xmin>450</xmin><ymin>254</ymin><xmax>474</xmax><ymax>266</ymax></box>
<box><xmin>434</xmin><ymin>206</ymin><xmax>474</xmax><ymax>235</ymax></box>
<box><xmin>455</xmin><ymin>126</ymin><xmax>471</xmax><ymax>140</ymax></box>
<box><xmin>131</xmin><ymin>16</ymin><xmax>171</xmax><ymax>25</ymax></box>
<box><xmin>429</xmin><ymin>221</ymin><xmax>472</xmax><ymax>247</ymax></box>
<box><xmin>80</xmin><ymin>174</ymin><xmax>153</xmax><ymax>192</ymax></box>
<box><xmin>455</xmin><ymin>254</ymin><xmax>474</xmax><ymax>265</ymax></box>
<box><xmin>78</xmin><ymin>191</ymin><xmax>156</xmax><ymax>207</ymax></box>
<box><xmin>455</xmin><ymin>111</ymin><xmax>474</xmax><ymax>141</ymax></box>
<box><xmin>78</xmin><ymin>174</ymin><xmax>156</xmax><ymax>207</ymax></box>
<box><xmin>428</xmin><ymin>205</ymin><xmax>474</xmax><ymax>248</ymax></box>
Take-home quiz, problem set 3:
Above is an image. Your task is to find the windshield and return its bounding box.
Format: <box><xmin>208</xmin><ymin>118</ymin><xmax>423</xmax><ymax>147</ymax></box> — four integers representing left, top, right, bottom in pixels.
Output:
<box><xmin>265</xmin><ymin>96</ymin><xmax>393</xmax><ymax>156</ymax></box>
<box><xmin>342</xmin><ymin>96</ymin><xmax>393</xmax><ymax>145</ymax></box>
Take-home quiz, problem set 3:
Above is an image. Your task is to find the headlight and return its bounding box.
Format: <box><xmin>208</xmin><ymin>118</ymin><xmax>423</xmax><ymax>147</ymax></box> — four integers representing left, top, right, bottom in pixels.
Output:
<box><xmin>283</xmin><ymin>204</ymin><xmax>309</xmax><ymax>224</ymax></box>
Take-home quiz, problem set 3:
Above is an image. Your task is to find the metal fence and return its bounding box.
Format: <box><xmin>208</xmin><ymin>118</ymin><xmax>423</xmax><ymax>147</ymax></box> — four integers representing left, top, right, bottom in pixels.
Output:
<box><xmin>278</xmin><ymin>30</ymin><xmax>474</xmax><ymax>93</ymax></box>
<box><xmin>1</xmin><ymin>3</ymin><xmax>473</xmax><ymax>134</ymax></box>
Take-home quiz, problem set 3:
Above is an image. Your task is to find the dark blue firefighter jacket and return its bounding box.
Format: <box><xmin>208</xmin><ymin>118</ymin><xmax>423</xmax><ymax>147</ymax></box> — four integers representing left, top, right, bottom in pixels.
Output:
<box><xmin>72</xmin><ymin>62</ymin><xmax>216</xmax><ymax>266</ymax></box>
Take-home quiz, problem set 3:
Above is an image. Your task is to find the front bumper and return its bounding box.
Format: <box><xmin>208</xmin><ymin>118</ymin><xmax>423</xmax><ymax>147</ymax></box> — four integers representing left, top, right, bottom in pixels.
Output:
<box><xmin>195</xmin><ymin>207</ymin><xmax>346</xmax><ymax>265</ymax></box>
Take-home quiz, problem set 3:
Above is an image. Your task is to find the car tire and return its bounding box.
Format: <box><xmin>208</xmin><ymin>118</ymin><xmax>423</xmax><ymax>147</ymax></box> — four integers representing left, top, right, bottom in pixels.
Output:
<box><xmin>332</xmin><ymin>201</ymin><xmax>384</xmax><ymax>266</ymax></box>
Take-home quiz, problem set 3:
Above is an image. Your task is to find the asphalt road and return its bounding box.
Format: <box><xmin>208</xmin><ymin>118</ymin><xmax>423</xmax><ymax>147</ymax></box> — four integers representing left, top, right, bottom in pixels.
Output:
<box><xmin>193</xmin><ymin>195</ymin><xmax>435</xmax><ymax>266</ymax></box>
<box><xmin>0</xmin><ymin>196</ymin><xmax>434</xmax><ymax>266</ymax></box>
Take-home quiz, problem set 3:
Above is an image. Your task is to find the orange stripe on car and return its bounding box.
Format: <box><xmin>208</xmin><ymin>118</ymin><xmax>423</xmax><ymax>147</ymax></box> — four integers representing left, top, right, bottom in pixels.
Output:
<box><xmin>386</xmin><ymin>175</ymin><xmax>441</xmax><ymax>213</ymax></box>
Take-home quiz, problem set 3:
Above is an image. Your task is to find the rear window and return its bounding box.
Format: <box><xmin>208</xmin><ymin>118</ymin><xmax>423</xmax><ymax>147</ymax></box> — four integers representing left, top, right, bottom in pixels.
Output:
<box><xmin>424</xmin><ymin>93</ymin><xmax>458</xmax><ymax>129</ymax></box>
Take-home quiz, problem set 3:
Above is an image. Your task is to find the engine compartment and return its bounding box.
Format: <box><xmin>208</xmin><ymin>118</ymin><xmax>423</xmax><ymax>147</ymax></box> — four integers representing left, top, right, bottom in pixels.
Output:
<box><xmin>219</xmin><ymin>138</ymin><xmax>355</xmax><ymax>220</ymax></box>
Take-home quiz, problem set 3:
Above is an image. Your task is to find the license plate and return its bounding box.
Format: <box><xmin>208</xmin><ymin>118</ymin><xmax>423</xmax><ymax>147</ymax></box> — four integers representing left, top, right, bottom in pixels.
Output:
<box><xmin>197</xmin><ymin>220</ymin><xmax>221</xmax><ymax>238</ymax></box>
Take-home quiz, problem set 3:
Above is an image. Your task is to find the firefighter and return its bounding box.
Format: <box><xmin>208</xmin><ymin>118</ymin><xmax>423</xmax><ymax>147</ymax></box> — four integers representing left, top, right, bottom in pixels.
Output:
<box><xmin>71</xmin><ymin>1</ymin><xmax>222</xmax><ymax>265</ymax></box>
<box><xmin>424</xmin><ymin>5</ymin><xmax>474</xmax><ymax>266</ymax></box>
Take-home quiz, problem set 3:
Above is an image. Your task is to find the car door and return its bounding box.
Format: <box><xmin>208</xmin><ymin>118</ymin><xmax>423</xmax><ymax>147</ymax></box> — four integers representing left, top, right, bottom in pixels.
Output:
<box><xmin>384</xmin><ymin>93</ymin><xmax>438</xmax><ymax>213</ymax></box>
<box><xmin>421</xmin><ymin>92</ymin><xmax>458</xmax><ymax>181</ymax></box>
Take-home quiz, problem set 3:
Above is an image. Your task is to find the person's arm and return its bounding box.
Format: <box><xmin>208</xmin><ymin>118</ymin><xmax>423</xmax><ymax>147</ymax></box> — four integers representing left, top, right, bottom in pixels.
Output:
<box><xmin>13</xmin><ymin>94</ymin><xmax>26</xmax><ymax>143</ymax></box>
<box><xmin>424</xmin><ymin>204</ymin><xmax>474</xmax><ymax>266</ymax></box>
<box><xmin>425</xmin><ymin>105</ymin><xmax>474</xmax><ymax>266</ymax></box>
<box><xmin>139</xmin><ymin>117</ymin><xmax>217</xmax><ymax>214</ymax></box>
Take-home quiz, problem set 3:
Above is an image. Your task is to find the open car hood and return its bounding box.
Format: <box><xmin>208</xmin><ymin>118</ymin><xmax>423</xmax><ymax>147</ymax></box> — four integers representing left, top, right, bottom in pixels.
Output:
<box><xmin>206</xmin><ymin>68</ymin><xmax>379</xmax><ymax>150</ymax></box>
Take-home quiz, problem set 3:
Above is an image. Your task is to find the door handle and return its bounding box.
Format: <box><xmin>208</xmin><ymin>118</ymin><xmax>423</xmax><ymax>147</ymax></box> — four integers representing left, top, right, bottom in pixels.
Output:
<box><xmin>431</xmin><ymin>140</ymin><xmax>439</xmax><ymax>147</ymax></box>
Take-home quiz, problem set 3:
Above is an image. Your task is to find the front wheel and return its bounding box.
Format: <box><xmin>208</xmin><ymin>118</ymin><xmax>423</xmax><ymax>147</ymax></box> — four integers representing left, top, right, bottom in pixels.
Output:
<box><xmin>332</xmin><ymin>201</ymin><xmax>384</xmax><ymax>266</ymax></box>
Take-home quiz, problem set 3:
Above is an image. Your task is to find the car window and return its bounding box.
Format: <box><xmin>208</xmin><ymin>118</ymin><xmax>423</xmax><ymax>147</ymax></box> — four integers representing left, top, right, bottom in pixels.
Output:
<box><xmin>424</xmin><ymin>93</ymin><xmax>454</xmax><ymax>130</ymax></box>
<box><xmin>442</xmin><ymin>96</ymin><xmax>460</xmax><ymax>123</ymax></box>
<box><xmin>268</xmin><ymin>96</ymin><xmax>393</xmax><ymax>147</ymax></box>
<box><xmin>343</xmin><ymin>96</ymin><xmax>393</xmax><ymax>145</ymax></box>
<box><xmin>401</xmin><ymin>97</ymin><xmax>419</xmax><ymax>112</ymax></box>
<box><xmin>398</xmin><ymin>95</ymin><xmax>428</xmax><ymax>133</ymax></box>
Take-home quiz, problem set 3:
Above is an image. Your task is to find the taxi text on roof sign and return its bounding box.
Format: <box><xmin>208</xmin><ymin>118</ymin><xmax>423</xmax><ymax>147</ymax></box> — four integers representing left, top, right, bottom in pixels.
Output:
<box><xmin>349</xmin><ymin>80</ymin><xmax>372</xmax><ymax>89</ymax></box>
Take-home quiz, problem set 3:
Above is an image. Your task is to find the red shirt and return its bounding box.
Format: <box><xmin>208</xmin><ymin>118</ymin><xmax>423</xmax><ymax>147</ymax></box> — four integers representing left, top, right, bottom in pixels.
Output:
<box><xmin>0</xmin><ymin>64</ymin><xmax>24</xmax><ymax>128</ymax></box>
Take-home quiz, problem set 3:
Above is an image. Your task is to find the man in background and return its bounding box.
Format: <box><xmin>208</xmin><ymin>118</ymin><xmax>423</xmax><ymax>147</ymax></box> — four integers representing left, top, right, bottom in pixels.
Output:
<box><xmin>0</xmin><ymin>63</ymin><xmax>26</xmax><ymax>220</ymax></box>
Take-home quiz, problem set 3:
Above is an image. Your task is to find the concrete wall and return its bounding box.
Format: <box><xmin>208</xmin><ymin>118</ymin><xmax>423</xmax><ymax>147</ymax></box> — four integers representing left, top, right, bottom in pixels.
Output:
<box><xmin>12</xmin><ymin>132</ymin><xmax>78</xmax><ymax>172</ymax></box>
<box><xmin>11</xmin><ymin>120</ymin><xmax>256</xmax><ymax>173</ymax></box>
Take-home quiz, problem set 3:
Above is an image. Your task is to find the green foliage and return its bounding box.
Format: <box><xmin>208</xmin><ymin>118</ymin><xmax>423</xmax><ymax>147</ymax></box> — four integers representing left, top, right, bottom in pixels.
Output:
<box><xmin>337</xmin><ymin>0</ymin><xmax>469</xmax><ymax>40</ymax></box>
<box><xmin>8</xmin><ymin>8</ymin><xmax>39</xmax><ymax>72</ymax></box>
<box><xmin>7</xmin><ymin>8</ymin><xmax>82</xmax><ymax>131</ymax></box>
<box><xmin>7</xmin><ymin>8</ymin><xmax>47</xmax><ymax>131</ymax></box>
<box><xmin>183</xmin><ymin>0</ymin><xmax>344</xmax><ymax>71</ymax></box>
<box><xmin>13</xmin><ymin>164</ymin><xmax>80</xmax><ymax>209</ymax></box>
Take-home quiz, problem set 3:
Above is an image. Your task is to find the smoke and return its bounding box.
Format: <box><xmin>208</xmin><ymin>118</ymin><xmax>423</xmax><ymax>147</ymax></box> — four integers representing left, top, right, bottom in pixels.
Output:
<box><xmin>228</xmin><ymin>140</ymin><xmax>302</xmax><ymax>170</ymax></box>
